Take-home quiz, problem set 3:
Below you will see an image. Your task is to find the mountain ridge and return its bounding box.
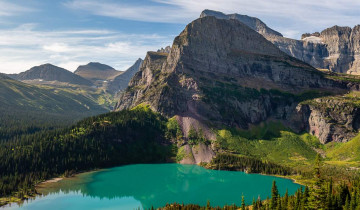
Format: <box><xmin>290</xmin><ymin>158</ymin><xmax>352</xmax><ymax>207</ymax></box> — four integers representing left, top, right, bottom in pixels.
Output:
<box><xmin>200</xmin><ymin>9</ymin><xmax>283</xmax><ymax>37</ymax></box>
<box><xmin>106</xmin><ymin>58</ymin><xmax>143</xmax><ymax>94</ymax></box>
<box><xmin>201</xmin><ymin>10</ymin><xmax>360</xmax><ymax>75</ymax></box>
<box><xmin>13</xmin><ymin>63</ymin><xmax>93</xmax><ymax>86</ymax></box>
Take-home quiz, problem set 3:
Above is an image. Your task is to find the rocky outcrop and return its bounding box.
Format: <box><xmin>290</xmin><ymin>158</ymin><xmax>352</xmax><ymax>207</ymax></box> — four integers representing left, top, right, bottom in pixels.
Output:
<box><xmin>297</xmin><ymin>96</ymin><xmax>360</xmax><ymax>143</ymax></box>
<box><xmin>14</xmin><ymin>64</ymin><xmax>93</xmax><ymax>86</ymax></box>
<box><xmin>115</xmin><ymin>16</ymin><xmax>349</xmax><ymax>145</ymax></box>
<box><xmin>179</xmin><ymin>143</ymin><xmax>215</xmax><ymax>164</ymax></box>
<box><xmin>157</xmin><ymin>46</ymin><xmax>171</xmax><ymax>53</ymax></box>
<box><xmin>106</xmin><ymin>58</ymin><xmax>143</xmax><ymax>94</ymax></box>
<box><xmin>201</xmin><ymin>10</ymin><xmax>360</xmax><ymax>75</ymax></box>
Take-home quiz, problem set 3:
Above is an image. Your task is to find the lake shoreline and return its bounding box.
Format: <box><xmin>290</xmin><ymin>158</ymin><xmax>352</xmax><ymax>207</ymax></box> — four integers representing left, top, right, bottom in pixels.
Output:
<box><xmin>1</xmin><ymin>163</ymin><xmax>304</xmax><ymax>208</ymax></box>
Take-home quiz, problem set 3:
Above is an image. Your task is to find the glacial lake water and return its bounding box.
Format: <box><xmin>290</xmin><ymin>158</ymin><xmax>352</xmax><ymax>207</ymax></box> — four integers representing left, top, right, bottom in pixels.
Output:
<box><xmin>5</xmin><ymin>164</ymin><xmax>302</xmax><ymax>210</ymax></box>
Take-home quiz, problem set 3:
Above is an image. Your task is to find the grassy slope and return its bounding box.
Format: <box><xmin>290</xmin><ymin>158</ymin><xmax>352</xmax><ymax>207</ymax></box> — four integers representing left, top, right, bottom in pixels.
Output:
<box><xmin>0</xmin><ymin>77</ymin><xmax>108</xmax><ymax>113</ymax></box>
<box><xmin>216</xmin><ymin>122</ymin><xmax>321</xmax><ymax>168</ymax></box>
<box><xmin>214</xmin><ymin>121</ymin><xmax>360</xmax><ymax>186</ymax></box>
<box><xmin>326</xmin><ymin>134</ymin><xmax>360</xmax><ymax>162</ymax></box>
<box><xmin>0</xmin><ymin>77</ymin><xmax>110</xmax><ymax>140</ymax></box>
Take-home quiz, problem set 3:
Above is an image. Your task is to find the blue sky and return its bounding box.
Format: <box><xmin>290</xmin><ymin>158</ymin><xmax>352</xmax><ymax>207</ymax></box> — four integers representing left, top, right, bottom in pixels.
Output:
<box><xmin>0</xmin><ymin>0</ymin><xmax>360</xmax><ymax>73</ymax></box>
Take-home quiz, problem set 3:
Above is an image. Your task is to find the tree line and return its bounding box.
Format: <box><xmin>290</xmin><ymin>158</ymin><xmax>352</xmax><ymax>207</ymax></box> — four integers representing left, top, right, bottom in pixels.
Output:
<box><xmin>158</xmin><ymin>154</ymin><xmax>360</xmax><ymax>210</ymax></box>
<box><xmin>209</xmin><ymin>153</ymin><xmax>292</xmax><ymax>175</ymax></box>
<box><xmin>0</xmin><ymin>106</ymin><xmax>173</xmax><ymax>198</ymax></box>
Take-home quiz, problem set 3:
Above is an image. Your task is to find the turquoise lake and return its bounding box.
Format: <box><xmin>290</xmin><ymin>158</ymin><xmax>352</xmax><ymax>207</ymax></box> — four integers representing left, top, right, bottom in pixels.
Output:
<box><xmin>5</xmin><ymin>164</ymin><xmax>302</xmax><ymax>210</ymax></box>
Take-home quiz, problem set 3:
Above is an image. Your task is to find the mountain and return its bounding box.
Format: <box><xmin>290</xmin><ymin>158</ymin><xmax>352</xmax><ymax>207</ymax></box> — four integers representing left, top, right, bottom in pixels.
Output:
<box><xmin>0</xmin><ymin>73</ymin><xmax>9</xmax><ymax>79</ymax></box>
<box><xmin>268</xmin><ymin>25</ymin><xmax>360</xmax><ymax>74</ymax></box>
<box><xmin>13</xmin><ymin>64</ymin><xmax>92</xmax><ymax>86</ymax></box>
<box><xmin>201</xmin><ymin>10</ymin><xmax>360</xmax><ymax>74</ymax></box>
<box><xmin>106</xmin><ymin>58</ymin><xmax>143</xmax><ymax>94</ymax></box>
<box><xmin>74</xmin><ymin>62</ymin><xmax>122</xmax><ymax>81</ymax></box>
<box><xmin>200</xmin><ymin>9</ymin><xmax>283</xmax><ymax>37</ymax></box>
<box><xmin>115</xmin><ymin>16</ymin><xmax>353</xmax><ymax>147</ymax></box>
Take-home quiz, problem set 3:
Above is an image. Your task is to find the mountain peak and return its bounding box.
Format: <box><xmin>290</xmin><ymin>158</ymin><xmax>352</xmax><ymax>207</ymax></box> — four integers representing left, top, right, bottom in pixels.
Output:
<box><xmin>74</xmin><ymin>62</ymin><xmax>120</xmax><ymax>81</ymax></box>
<box><xmin>116</xmin><ymin>16</ymin><xmax>341</xmax><ymax>118</ymax></box>
<box><xmin>106</xmin><ymin>58</ymin><xmax>143</xmax><ymax>94</ymax></box>
<box><xmin>76</xmin><ymin>62</ymin><xmax>115</xmax><ymax>72</ymax></box>
<box><xmin>15</xmin><ymin>64</ymin><xmax>92</xmax><ymax>86</ymax></box>
<box><xmin>200</xmin><ymin>9</ymin><xmax>283</xmax><ymax>37</ymax></box>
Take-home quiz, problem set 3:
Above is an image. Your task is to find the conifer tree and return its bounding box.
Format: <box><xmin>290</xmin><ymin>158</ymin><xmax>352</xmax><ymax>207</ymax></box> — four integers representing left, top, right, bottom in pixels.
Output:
<box><xmin>242</xmin><ymin>194</ymin><xmax>246</xmax><ymax>210</ymax></box>
<box><xmin>309</xmin><ymin>154</ymin><xmax>327</xmax><ymax>209</ymax></box>
<box><xmin>271</xmin><ymin>180</ymin><xmax>279</xmax><ymax>209</ymax></box>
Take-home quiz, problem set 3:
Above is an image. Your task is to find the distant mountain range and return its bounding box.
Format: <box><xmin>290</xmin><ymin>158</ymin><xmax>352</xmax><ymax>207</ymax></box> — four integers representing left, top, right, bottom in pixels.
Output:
<box><xmin>201</xmin><ymin>10</ymin><xmax>360</xmax><ymax>75</ymax></box>
<box><xmin>10</xmin><ymin>64</ymin><xmax>93</xmax><ymax>86</ymax></box>
<box><xmin>0</xmin><ymin>59</ymin><xmax>143</xmax><ymax>133</ymax></box>
<box><xmin>6</xmin><ymin>59</ymin><xmax>143</xmax><ymax>94</ymax></box>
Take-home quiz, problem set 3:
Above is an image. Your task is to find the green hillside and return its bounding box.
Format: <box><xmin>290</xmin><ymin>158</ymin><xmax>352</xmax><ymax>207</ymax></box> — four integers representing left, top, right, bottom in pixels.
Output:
<box><xmin>0</xmin><ymin>105</ymin><xmax>173</xmax><ymax>198</ymax></box>
<box><xmin>0</xmin><ymin>76</ymin><xmax>109</xmax><ymax>141</ymax></box>
<box><xmin>215</xmin><ymin>122</ymin><xmax>321</xmax><ymax>168</ymax></box>
<box><xmin>326</xmin><ymin>134</ymin><xmax>360</xmax><ymax>162</ymax></box>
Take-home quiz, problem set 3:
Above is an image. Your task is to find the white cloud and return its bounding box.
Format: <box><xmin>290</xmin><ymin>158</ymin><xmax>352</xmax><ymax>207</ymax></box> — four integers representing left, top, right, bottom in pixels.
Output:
<box><xmin>0</xmin><ymin>1</ymin><xmax>35</xmax><ymax>16</ymax></box>
<box><xmin>0</xmin><ymin>25</ymin><xmax>173</xmax><ymax>73</ymax></box>
<box><xmin>64</xmin><ymin>0</ymin><xmax>195</xmax><ymax>23</ymax></box>
<box><xmin>43</xmin><ymin>43</ymin><xmax>71</xmax><ymax>53</ymax></box>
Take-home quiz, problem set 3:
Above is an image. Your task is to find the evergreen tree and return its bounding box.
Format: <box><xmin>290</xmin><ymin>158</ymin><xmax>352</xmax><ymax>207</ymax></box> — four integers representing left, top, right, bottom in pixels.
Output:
<box><xmin>283</xmin><ymin>189</ymin><xmax>289</xmax><ymax>209</ymax></box>
<box><xmin>309</xmin><ymin>154</ymin><xmax>327</xmax><ymax>209</ymax></box>
<box><xmin>271</xmin><ymin>180</ymin><xmax>279</xmax><ymax>209</ymax></box>
<box><xmin>242</xmin><ymin>194</ymin><xmax>246</xmax><ymax>210</ymax></box>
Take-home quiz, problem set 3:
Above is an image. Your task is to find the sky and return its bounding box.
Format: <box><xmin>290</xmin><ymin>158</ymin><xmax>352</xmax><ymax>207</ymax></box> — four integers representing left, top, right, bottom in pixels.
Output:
<box><xmin>0</xmin><ymin>0</ymin><xmax>359</xmax><ymax>74</ymax></box>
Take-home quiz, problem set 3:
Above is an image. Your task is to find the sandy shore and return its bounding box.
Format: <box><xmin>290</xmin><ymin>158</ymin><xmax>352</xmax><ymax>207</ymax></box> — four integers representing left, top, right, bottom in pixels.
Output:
<box><xmin>41</xmin><ymin>177</ymin><xmax>63</xmax><ymax>184</ymax></box>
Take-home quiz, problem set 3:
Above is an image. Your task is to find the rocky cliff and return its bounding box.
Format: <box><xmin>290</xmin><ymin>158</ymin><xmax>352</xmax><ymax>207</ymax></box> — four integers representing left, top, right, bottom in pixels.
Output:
<box><xmin>115</xmin><ymin>16</ymin><xmax>350</xmax><ymax>145</ymax></box>
<box><xmin>201</xmin><ymin>10</ymin><xmax>360</xmax><ymax>75</ymax></box>
<box><xmin>297</xmin><ymin>94</ymin><xmax>360</xmax><ymax>144</ymax></box>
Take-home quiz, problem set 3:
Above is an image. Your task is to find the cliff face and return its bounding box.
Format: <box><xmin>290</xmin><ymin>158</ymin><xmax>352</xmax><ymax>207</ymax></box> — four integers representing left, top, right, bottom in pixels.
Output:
<box><xmin>115</xmin><ymin>16</ymin><xmax>350</xmax><ymax>144</ymax></box>
<box><xmin>266</xmin><ymin>25</ymin><xmax>360</xmax><ymax>75</ymax></box>
<box><xmin>277</xmin><ymin>25</ymin><xmax>360</xmax><ymax>74</ymax></box>
<box><xmin>298</xmin><ymin>95</ymin><xmax>360</xmax><ymax>144</ymax></box>
<box><xmin>201</xmin><ymin>10</ymin><xmax>360</xmax><ymax>75</ymax></box>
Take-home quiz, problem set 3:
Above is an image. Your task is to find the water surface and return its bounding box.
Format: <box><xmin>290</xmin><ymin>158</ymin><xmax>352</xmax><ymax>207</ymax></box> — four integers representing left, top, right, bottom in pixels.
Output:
<box><xmin>6</xmin><ymin>164</ymin><xmax>302</xmax><ymax>209</ymax></box>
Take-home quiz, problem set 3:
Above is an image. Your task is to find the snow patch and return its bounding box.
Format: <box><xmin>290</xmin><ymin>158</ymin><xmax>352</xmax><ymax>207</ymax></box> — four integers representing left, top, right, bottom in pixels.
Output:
<box><xmin>302</xmin><ymin>36</ymin><xmax>323</xmax><ymax>43</ymax></box>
